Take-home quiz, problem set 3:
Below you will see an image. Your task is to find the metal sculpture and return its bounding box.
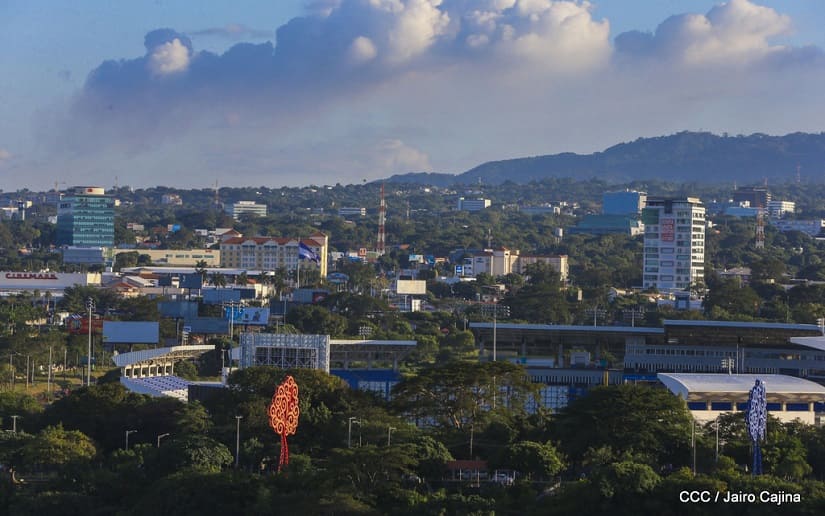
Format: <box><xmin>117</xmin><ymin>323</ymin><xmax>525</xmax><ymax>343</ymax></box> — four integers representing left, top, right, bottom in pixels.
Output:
<box><xmin>745</xmin><ymin>378</ymin><xmax>767</xmax><ymax>476</ymax></box>
<box><xmin>268</xmin><ymin>375</ymin><xmax>300</xmax><ymax>472</ymax></box>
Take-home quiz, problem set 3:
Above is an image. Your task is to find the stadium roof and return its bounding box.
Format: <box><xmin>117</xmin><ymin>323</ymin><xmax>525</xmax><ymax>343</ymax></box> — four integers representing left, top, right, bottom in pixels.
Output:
<box><xmin>790</xmin><ymin>336</ymin><xmax>825</xmax><ymax>352</ymax></box>
<box><xmin>663</xmin><ymin>320</ymin><xmax>820</xmax><ymax>332</ymax></box>
<box><xmin>657</xmin><ymin>373</ymin><xmax>825</xmax><ymax>403</ymax></box>
<box><xmin>112</xmin><ymin>345</ymin><xmax>214</xmax><ymax>368</ymax></box>
<box><xmin>470</xmin><ymin>322</ymin><xmax>662</xmax><ymax>335</ymax></box>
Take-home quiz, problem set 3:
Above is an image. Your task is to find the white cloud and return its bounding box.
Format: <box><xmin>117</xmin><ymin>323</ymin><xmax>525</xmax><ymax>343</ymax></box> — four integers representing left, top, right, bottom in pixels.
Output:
<box><xmin>616</xmin><ymin>0</ymin><xmax>793</xmax><ymax>66</ymax></box>
<box><xmin>349</xmin><ymin>35</ymin><xmax>378</xmax><ymax>64</ymax></box>
<box><xmin>22</xmin><ymin>0</ymin><xmax>822</xmax><ymax>190</ymax></box>
<box><xmin>148</xmin><ymin>38</ymin><xmax>191</xmax><ymax>75</ymax></box>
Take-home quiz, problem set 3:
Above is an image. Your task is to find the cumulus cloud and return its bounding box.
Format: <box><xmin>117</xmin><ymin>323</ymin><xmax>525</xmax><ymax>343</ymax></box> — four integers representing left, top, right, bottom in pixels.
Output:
<box><xmin>615</xmin><ymin>0</ymin><xmax>794</xmax><ymax>66</ymax></box>
<box><xmin>148</xmin><ymin>38</ymin><xmax>191</xmax><ymax>75</ymax></box>
<box><xmin>37</xmin><ymin>0</ymin><xmax>825</xmax><ymax>188</ymax></box>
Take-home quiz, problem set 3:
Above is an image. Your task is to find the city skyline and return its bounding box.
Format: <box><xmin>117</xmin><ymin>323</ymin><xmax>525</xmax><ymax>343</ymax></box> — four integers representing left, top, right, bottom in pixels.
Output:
<box><xmin>2</xmin><ymin>0</ymin><xmax>825</xmax><ymax>190</ymax></box>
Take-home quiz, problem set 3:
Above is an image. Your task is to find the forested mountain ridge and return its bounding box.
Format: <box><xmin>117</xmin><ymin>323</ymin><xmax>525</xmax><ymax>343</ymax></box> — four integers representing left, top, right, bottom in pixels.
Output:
<box><xmin>388</xmin><ymin>132</ymin><xmax>825</xmax><ymax>186</ymax></box>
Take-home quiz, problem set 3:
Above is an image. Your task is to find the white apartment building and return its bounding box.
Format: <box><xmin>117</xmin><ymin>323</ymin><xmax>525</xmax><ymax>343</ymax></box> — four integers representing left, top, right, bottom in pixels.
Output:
<box><xmin>227</xmin><ymin>201</ymin><xmax>267</xmax><ymax>220</ymax></box>
<box><xmin>642</xmin><ymin>198</ymin><xmax>705</xmax><ymax>293</ymax></box>
<box><xmin>766</xmin><ymin>200</ymin><xmax>795</xmax><ymax>218</ymax></box>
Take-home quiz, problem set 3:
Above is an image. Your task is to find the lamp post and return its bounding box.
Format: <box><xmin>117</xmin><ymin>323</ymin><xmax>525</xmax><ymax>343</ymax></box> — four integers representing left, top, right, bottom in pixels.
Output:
<box><xmin>157</xmin><ymin>433</ymin><xmax>170</xmax><ymax>448</ymax></box>
<box><xmin>235</xmin><ymin>415</ymin><xmax>243</xmax><ymax>468</ymax></box>
<box><xmin>387</xmin><ymin>426</ymin><xmax>396</xmax><ymax>446</ymax></box>
<box><xmin>348</xmin><ymin>417</ymin><xmax>360</xmax><ymax>448</ymax></box>
<box><xmin>85</xmin><ymin>297</ymin><xmax>95</xmax><ymax>387</ymax></box>
<box><xmin>125</xmin><ymin>429</ymin><xmax>137</xmax><ymax>451</ymax></box>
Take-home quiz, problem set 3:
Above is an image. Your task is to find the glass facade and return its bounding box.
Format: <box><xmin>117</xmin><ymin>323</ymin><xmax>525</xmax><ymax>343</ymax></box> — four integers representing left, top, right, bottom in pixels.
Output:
<box><xmin>56</xmin><ymin>190</ymin><xmax>115</xmax><ymax>247</ymax></box>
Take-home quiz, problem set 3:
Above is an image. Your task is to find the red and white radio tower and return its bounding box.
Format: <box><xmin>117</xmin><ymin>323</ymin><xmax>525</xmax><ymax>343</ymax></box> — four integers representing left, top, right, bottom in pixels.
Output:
<box><xmin>377</xmin><ymin>183</ymin><xmax>386</xmax><ymax>255</ymax></box>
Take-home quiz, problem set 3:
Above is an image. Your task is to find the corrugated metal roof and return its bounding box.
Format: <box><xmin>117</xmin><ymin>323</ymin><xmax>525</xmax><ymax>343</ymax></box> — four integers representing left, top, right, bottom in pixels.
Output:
<box><xmin>658</xmin><ymin>373</ymin><xmax>825</xmax><ymax>400</ymax></box>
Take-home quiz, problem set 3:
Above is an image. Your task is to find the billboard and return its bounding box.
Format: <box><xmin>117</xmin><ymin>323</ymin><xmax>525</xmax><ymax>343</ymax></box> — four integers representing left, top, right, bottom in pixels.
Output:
<box><xmin>179</xmin><ymin>273</ymin><xmax>203</xmax><ymax>290</ymax></box>
<box><xmin>184</xmin><ymin>317</ymin><xmax>230</xmax><ymax>334</ymax></box>
<box><xmin>396</xmin><ymin>279</ymin><xmax>427</xmax><ymax>295</ymax></box>
<box><xmin>661</xmin><ymin>219</ymin><xmax>675</xmax><ymax>242</ymax></box>
<box><xmin>0</xmin><ymin>272</ymin><xmax>96</xmax><ymax>290</ymax></box>
<box><xmin>224</xmin><ymin>307</ymin><xmax>270</xmax><ymax>325</ymax></box>
<box><xmin>203</xmin><ymin>288</ymin><xmax>241</xmax><ymax>304</ymax></box>
<box><xmin>158</xmin><ymin>301</ymin><xmax>199</xmax><ymax>319</ymax></box>
<box><xmin>103</xmin><ymin>321</ymin><xmax>159</xmax><ymax>344</ymax></box>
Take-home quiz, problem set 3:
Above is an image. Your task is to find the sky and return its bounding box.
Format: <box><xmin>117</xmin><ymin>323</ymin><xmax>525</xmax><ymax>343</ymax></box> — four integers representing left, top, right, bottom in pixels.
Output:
<box><xmin>1</xmin><ymin>0</ymin><xmax>825</xmax><ymax>191</ymax></box>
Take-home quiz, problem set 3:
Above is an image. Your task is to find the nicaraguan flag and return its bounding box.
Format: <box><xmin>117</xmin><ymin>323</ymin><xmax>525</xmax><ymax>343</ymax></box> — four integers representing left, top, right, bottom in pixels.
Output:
<box><xmin>298</xmin><ymin>242</ymin><xmax>320</xmax><ymax>263</ymax></box>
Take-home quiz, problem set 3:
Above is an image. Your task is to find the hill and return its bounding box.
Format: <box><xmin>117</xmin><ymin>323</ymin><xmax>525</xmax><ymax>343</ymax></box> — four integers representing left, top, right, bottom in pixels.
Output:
<box><xmin>387</xmin><ymin>131</ymin><xmax>825</xmax><ymax>185</ymax></box>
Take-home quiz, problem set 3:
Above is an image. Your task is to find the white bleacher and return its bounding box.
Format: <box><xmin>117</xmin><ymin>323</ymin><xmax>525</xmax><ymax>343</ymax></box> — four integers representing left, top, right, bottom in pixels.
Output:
<box><xmin>120</xmin><ymin>375</ymin><xmax>191</xmax><ymax>401</ymax></box>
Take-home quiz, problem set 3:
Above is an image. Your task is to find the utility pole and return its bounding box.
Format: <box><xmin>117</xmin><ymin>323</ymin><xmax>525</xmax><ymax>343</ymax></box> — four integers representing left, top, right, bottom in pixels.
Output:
<box><xmin>86</xmin><ymin>297</ymin><xmax>95</xmax><ymax>387</ymax></box>
<box><xmin>235</xmin><ymin>416</ymin><xmax>243</xmax><ymax>468</ymax></box>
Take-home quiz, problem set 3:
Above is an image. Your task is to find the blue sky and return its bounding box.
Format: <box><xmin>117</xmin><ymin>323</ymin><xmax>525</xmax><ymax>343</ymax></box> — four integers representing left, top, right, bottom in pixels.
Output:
<box><xmin>2</xmin><ymin>0</ymin><xmax>825</xmax><ymax>190</ymax></box>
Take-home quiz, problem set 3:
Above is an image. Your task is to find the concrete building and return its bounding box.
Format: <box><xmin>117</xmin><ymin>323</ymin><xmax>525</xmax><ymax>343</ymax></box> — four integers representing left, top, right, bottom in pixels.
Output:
<box><xmin>111</xmin><ymin>248</ymin><xmax>221</xmax><ymax>267</ymax></box>
<box><xmin>773</xmin><ymin>219</ymin><xmax>825</xmax><ymax>237</ymax></box>
<box><xmin>220</xmin><ymin>232</ymin><xmax>328</xmax><ymax>278</ymax></box>
<box><xmin>733</xmin><ymin>186</ymin><xmax>770</xmax><ymax>209</ymax></box>
<box><xmin>642</xmin><ymin>197</ymin><xmax>705</xmax><ymax>292</ymax></box>
<box><xmin>603</xmin><ymin>190</ymin><xmax>646</xmax><ymax>215</ymax></box>
<box><xmin>338</xmin><ymin>207</ymin><xmax>366</xmax><ymax>217</ymax></box>
<box><xmin>56</xmin><ymin>186</ymin><xmax>115</xmax><ymax>247</ymax></box>
<box><xmin>226</xmin><ymin>201</ymin><xmax>267</xmax><ymax>220</ymax></box>
<box><xmin>161</xmin><ymin>193</ymin><xmax>183</xmax><ymax>205</ymax></box>
<box><xmin>767</xmin><ymin>200</ymin><xmax>795</xmax><ymax>218</ymax></box>
<box><xmin>514</xmin><ymin>254</ymin><xmax>569</xmax><ymax>282</ymax></box>
<box><xmin>460</xmin><ymin>248</ymin><xmax>568</xmax><ymax>282</ymax></box>
<box><xmin>568</xmin><ymin>215</ymin><xmax>644</xmax><ymax>236</ymax></box>
<box><xmin>457</xmin><ymin>198</ymin><xmax>491</xmax><ymax>211</ymax></box>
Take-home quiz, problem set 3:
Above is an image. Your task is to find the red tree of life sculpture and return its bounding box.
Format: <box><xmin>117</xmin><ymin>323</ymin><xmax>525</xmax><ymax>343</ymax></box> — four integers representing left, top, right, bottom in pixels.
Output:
<box><xmin>268</xmin><ymin>375</ymin><xmax>299</xmax><ymax>472</ymax></box>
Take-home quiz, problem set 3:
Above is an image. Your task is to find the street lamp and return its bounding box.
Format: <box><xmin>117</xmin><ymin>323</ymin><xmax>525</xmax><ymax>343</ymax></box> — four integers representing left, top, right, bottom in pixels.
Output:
<box><xmin>387</xmin><ymin>426</ymin><xmax>396</xmax><ymax>446</ymax></box>
<box><xmin>348</xmin><ymin>417</ymin><xmax>361</xmax><ymax>448</ymax></box>
<box><xmin>85</xmin><ymin>297</ymin><xmax>95</xmax><ymax>387</ymax></box>
<box><xmin>125</xmin><ymin>429</ymin><xmax>137</xmax><ymax>451</ymax></box>
<box><xmin>235</xmin><ymin>416</ymin><xmax>243</xmax><ymax>468</ymax></box>
<box><xmin>157</xmin><ymin>433</ymin><xmax>170</xmax><ymax>448</ymax></box>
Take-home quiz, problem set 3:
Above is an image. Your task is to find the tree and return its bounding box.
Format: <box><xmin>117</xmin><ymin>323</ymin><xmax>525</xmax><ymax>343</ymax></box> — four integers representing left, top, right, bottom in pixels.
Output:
<box><xmin>286</xmin><ymin>304</ymin><xmax>347</xmax><ymax>336</ymax></box>
<box><xmin>553</xmin><ymin>384</ymin><xmax>693</xmax><ymax>467</ymax></box>
<box><xmin>20</xmin><ymin>424</ymin><xmax>97</xmax><ymax>471</ymax></box>
<box><xmin>392</xmin><ymin>361</ymin><xmax>538</xmax><ymax>458</ymax></box>
<box><xmin>502</xmin><ymin>440</ymin><xmax>564</xmax><ymax>480</ymax></box>
<box><xmin>153</xmin><ymin>434</ymin><xmax>233</xmax><ymax>474</ymax></box>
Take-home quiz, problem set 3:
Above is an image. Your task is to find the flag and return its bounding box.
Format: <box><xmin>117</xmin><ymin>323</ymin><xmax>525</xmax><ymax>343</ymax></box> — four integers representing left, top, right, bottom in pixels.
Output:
<box><xmin>298</xmin><ymin>242</ymin><xmax>320</xmax><ymax>263</ymax></box>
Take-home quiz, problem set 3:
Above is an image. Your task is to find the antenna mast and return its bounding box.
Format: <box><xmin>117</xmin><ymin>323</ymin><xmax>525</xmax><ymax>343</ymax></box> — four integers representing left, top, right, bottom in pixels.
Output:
<box><xmin>377</xmin><ymin>183</ymin><xmax>386</xmax><ymax>256</ymax></box>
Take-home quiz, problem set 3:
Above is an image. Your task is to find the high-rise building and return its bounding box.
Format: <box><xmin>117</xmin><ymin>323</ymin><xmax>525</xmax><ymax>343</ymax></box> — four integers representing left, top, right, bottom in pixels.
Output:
<box><xmin>641</xmin><ymin>197</ymin><xmax>705</xmax><ymax>293</ymax></box>
<box><xmin>56</xmin><ymin>186</ymin><xmax>115</xmax><ymax>247</ymax></box>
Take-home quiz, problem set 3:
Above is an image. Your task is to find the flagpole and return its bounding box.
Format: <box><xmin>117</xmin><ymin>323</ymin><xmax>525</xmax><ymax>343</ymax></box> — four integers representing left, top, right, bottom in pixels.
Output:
<box><xmin>297</xmin><ymin>237</ymin><xmax>301</xmax><ymax>289</ymax></box>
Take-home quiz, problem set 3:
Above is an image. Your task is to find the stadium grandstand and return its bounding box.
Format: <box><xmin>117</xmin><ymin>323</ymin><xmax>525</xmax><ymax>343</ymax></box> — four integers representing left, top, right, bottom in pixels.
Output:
<box><xmin>113</xmin><ymin>345</ymin><xmax>218</xmax><ymax>402</ymax></box>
